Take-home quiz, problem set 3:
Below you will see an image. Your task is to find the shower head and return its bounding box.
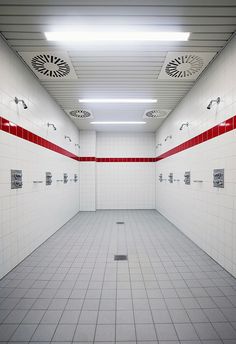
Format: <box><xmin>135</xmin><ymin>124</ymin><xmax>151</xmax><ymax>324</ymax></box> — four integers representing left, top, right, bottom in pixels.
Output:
<box><xmin>65</xmin><ymin>135</ymin><xmax>71</xmax><ymax>142</ymax></box>
<box><xmin>47</xmin><ymin>123</ymin><xmax>57</xmax><ymax>130</ymax></box>
<box><xmin>164</xmin><ymin>135</ymin><xmax>172</xmax><ymax>142</ymax></box>
<box><xmin>14</xmin><ymin>97</ymin><xmax>28</xmax><ymax>109</ymax></box>
<box><xmin>179</xmin><ymin>122</ymin><xmax>189</xmax><ymax>130</ymax></box>
<box><xmin>207</xmin><ymin>97</ymin><xmax>220</xmax><ymax>110</ymax></box>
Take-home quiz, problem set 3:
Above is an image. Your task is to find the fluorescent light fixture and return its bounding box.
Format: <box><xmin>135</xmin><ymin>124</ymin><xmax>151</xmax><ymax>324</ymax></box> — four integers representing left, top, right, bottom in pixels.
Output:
<box><xmin>45</xmin><ymin>31</ymin><xmax>190</xmax><ymax>42</ymax></box>
<box><xmin>79</xmin><ymin>98</ymin><xmax>157</xmax><ymax>104</ymax></box>
<box><xmin>90</xmin><ymin>121</ymin><xmax>146</xmax><ymax>125</ymax></box>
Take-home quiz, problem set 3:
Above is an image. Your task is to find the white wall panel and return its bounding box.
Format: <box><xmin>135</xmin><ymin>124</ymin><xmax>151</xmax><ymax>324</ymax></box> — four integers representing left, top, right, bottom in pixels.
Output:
<box><xmin>79</xmin><ymin>130</ymin><xmax>96</xmax><ymax>211</ymax></box>
<box><xmin>97</xmin><ymin>132</ymin><xmax>156</xmax><ymax>209</ymax></box>
<box><xmin>0</xmin><ymin>36</ymin><xmax>80</xmax><ymax>278</ymax></box>
<box><xmin>155</xmin><ymin>35</ymin><xmax>236</xmax><ymax>277</ymax></box>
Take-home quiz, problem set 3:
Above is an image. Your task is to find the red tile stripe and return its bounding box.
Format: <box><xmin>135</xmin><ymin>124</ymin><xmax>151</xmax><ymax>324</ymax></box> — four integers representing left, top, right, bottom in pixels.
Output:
<box><xmin>79</xmin><ymin>157</ymin><xmax>96</xmax><ymax>161</ymax></box>
<box><xmin>155</xmin><ymin>114</ymin><xmax>236</xmax><ymax>162</ymax></box>
<box><xmin>1</xmin><ymin>115</ymin><xmax>235</xmax><ymax>163</ymax></box>
<box><xmin>96</xmin><ymin>157</ymin><xmax>155</xmax><ymax>162</ymax></box>
<box><xmin>0</xmin><ymin>116</ymin><xmax>79</xmax><ymax>161</ymax></box>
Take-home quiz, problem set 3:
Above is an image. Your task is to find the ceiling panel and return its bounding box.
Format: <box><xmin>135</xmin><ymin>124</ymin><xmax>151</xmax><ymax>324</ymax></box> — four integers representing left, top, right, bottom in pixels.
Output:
<box><xmin>0</xmin><ymin>0</ymin><xmax>235</xmax><ymax>132</ymax></box>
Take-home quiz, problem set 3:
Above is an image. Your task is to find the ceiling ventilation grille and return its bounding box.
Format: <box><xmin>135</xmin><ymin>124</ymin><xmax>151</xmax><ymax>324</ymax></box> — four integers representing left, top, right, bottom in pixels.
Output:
<box><xmin>143</xmin><ymin>109</ymin><xmax>170</xmax><ymax>119</ymax></box>
<box><xmin>31</xmin><ymin>54</ymin><xmax>70</xmax><ymax>78</ymax></box>
<box><xmin>69</xmin><ymin>109</ymin><xmax>93</xmax><ymax>119</ymax></box>
<box><xmin>158</xmin><ymin>52</ymin><xmax>215</xmax><ymax>81</ymax></box>
<box><xmin>19</xmin><ymin>51</ymin><xmax>77</xmax><ymax>80</ymax></box>
<box><xmin>165</xmin><ymin>54</ymin><xmax>203</xmax><ymax>79</ymax></box>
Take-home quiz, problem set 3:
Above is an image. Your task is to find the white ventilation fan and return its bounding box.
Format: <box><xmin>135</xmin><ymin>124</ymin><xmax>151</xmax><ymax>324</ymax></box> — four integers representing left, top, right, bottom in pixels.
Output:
<box><xmin>143</xmin><ymin>109</ymin><xmax>170</xmax><ymax>119</ymax></box>
<box><xmin>158</xmin><ymin>52</ymin><xmax>215</xmax><ymax>81</ymax></box>
<box><xmin>19</xmin><ymin>51</ymin><xmax>77</xmax><ymax>80</ymax></box>
<box><xmin>67</xmin><ymin>109</ymin><xmax>93</xmax><ymax>119</ymax></box>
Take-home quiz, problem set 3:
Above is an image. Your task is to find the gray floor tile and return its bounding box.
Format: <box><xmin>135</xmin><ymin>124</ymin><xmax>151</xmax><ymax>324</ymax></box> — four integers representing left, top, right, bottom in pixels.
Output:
<box><xmin>60</xmin><ymin>310</ymin><xmax>80</xmax><ymax>324</ymax></box>
<box><xmin>49</xmin><ymin>298</ymin><xmax>68</xmax><ymax>310</ymax></box>
<box><xmin>117</xmin><ymin>298</ymin><xmax>133</xmax><ymax>310</ymax></box>
<box><xmin>116</xmin><ymin>310</ymin><xmax>134</xmax><ymax>324</ymax></box>
<box><xmin>155</xmin><ymin>323</ymin><xmax>178</xmax><ymax>341</ymax></box>
<box><xmin>204</xmin><ymin>308</ymin><xmax>227</xmax><ymax>322</ymax></box>
<box><xmin>187</xmin><ymin>308</ymin><xmax>209</xmax><ymax>323</ymax></box>
<box><xmin>221</xmin><ymin>308</ymin><xmax>236</xmax><ymax>321</ymax></box>
<box><xmin>194</xmin><ymin>322</ymin><xmax>220</xmax><ymax>340</ymax></box>
<box><xmin>180</xmin><ymin>298</ymin><xmax>200</xmax><ymax>309</ymax></box>
<box><xmin>31</xmin><ymin>324</ymin><xmax>57</xmax><ymax>341</ymax></box>
<box><xmin>79</xmin><ymin>310</ymin><xmax>98</xmax><ymax>324</ymax></box>
<box><xmin>22</xmin><ymin>310</ymin><xmax>45</xmax><ymax>324</ymax></box>
<box><xmin>152</xmin><ymin>309</ymin><xmax>172</xmax><ymax>323</ymax></box>
<box><xmin>0</xmin><ymin>298</ymin><xmax>20</xmax><ymax>310</ymax></box>
<box><xmin>0</xmin><ymin>210</ymin><xmax>235</xmax><ymax>343</ymax></box>
<box><xmin>32</xmin><ymin>299</ymin><xmax>51</xmax><ymax>310</ymax></box>
<box><xmin>3</xmin><ymin>309</ymin><xmax>28</xmax><ymax>323</ymax></box>
<box><xmin>66</xmin><ymin>299</ymin><xmax>83</xmax><ymax>310</ymax></box>
<box><xmin>213</xmin><ymin>297</ymin><xmax>234</xmax><ymax>308</ymax></box>
<box><xmin>0</xmin><ymin>324</ymin><xmax>19</xmax><ymax>341</ymax></box>
<box><xmin>74</xmin><ymin>324</ymin><xmax>96</xmax><ymax>341</ymax></box>
<box><xmin>97</xmin><ymin>299</ymin><xmax>115</xmax><ymax>312</ymax></box>
<box><xmin>52</xmin><ymin>324</ymin><xmax>76</xmax><ymax>341</ymax></box>
<box><xmin>169</xmin><ymin>309</ymin><xmax>190</xmax><ymax>323</ymax></box>
<box><xmin>82</xmin><ymin>299</ymin><xmax>100</xmax><ymax>311</ymax></box>
<box><xmin>116</xmin><ymin>324</ymin><xmax>136</xmax><ymax>341</ymax></box>
<box><xmin>134</xmin><ymin>310</ymin><xmax>153</xmax><ymax>323</ymax></box>
<box><xmin>174</xmin><ymin>323</ymin><xmax>199</xmax><ymax>340</ymax></box>
<box><xmin>150</xmin><ymin>298</ymin><xmax>167</xmax><ymax>310</ymax></box>
<box><xmin>133</xmin><ymin>299</ymin><xmax>150</xmax><ymax>310</ymax></box>
<box><xmin>212</xmin><ymin>322</ymin><xmax>236</xmax><ymax>340</ymax></box>
<box><xmin>136</xmin><ymin>323</ymin><xmax>157</xmax><ymax>341</ymax></box>
<box><xmin>15</xmin><ymin>298</ymin><xmax>36</xmax><ymax>310</ymax></box>
<box><xmin>10</xmin><ymin>324</ymin><xmax>37</xmax><ymax>341</ymax></box>
<box><xmin>40</xmin><ymin>310</ymin><xmax>63</xmax><ymax>324</ymax></box>
<box><xmin>97</xmin><ymin>310</ymin><xmax>116</xmax><ymax>324</ymax></box>
<box><xmin>95</xmin><ymin>324</ymin><xmax>115</xmax><ymax>341</ymax></box>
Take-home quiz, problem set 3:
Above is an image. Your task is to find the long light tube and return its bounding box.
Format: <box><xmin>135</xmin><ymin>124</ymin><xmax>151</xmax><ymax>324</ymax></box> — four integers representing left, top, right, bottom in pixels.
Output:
<box><xmin>45</xmin><ymin>31</ymin><xmax>190</xmax><ymax>42</ymax></box>
<box><xmin>79</xmin><ymin>99</ymin><xmax>157</xmax><ymax>104</ymax></box>
<box><xmin>90</xmin><ymin>121</ymin><xmax>146</xmax><ymax>125</ymax></box>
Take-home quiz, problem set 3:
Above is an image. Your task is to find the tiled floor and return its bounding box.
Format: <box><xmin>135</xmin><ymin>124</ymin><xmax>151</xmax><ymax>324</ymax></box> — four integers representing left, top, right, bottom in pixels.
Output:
<box><xmin>0</xmin><ymin>210</ymin><xmax>236</xmax><ymax>343</ymax></box>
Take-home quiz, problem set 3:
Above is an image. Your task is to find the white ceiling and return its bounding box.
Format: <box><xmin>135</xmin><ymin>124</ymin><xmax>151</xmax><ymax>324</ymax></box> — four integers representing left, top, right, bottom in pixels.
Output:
<box><xmin>0</xmin><ymin>0</ymin><xmax>236</xmax><ymax>132</ymax></box>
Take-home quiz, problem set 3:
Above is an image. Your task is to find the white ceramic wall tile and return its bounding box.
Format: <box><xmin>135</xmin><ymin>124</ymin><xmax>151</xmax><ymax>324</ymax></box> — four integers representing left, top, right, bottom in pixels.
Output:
<box><xmin>79</xmin><ymin>130</ymin><xmax>96</xmax><ymax>157</ymax></box>
<box><xmin>79</xmin><ymin>131</ymin><xmax>96</xmax><ymax>211</ymax></box>
<box><xmin>79</xmin><ymin>162</ymin><xmax>96</xmax><ymax>211</ymax></box>
<box><xmin>97</xmin><ymin>162</ymin><xmax>155</xmax><ymax>209</ymax></box>
<box><xmin>97</xmin><ymin>132</ymin><xmax>155</xmax><ymax>157</ymax></box>
<box><xmin>97</xmin><ymin>132</ymin><xmax>156</xmax><ymax>209</ymax></box>
<box><xmin>155</xmin><ymin>35</ymin><xmax>236</xmax><ymax>277</ymax></box>
<box><xmin>0</xmin><ymin>36</ymin><xmax>80</xmax><ymax>278</ymax></box>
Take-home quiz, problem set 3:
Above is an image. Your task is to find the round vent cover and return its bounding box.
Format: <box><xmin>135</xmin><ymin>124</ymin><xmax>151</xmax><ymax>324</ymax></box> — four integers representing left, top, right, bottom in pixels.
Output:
<box><xmin>165</xmin><ymin>54</ymin><xmax>204</xmax><ymax>78</ymax></box>
<box><xmin>31</xmin><ymin>54</ymin><xmax>70</xmax><ymax>78</ymax></box>
<box><xmin>144</xmin><ymin>109</ymin><xmax>170</xmax><ymax>119</ymax></box>
<box><xmin>69</xmin><ymin>109</ymin><xmax>93</xmax><ymax>119</ymax></box>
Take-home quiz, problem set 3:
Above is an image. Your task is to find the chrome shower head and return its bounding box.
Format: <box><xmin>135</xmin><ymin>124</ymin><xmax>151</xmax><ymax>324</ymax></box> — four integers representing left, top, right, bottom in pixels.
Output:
<box><xmin>179</xmin><ymin>122</ymin><xmax>189</xmax><ymax>130</ymax></box>
<box><xmin>207</xmin><ymin>97</ymin><xmax>220</xmax><ymax>110</ymax></box>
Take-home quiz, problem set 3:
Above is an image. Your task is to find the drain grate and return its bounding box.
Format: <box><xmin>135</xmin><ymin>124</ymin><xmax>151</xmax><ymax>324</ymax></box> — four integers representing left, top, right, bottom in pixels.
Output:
<box><xmin>114</xmin><ymin>255</ymin><xmax>128</xmax><ymax>261</ymax></box>
<box><xmin>116</xmin><ymin>222</ymin><xmax>125</xmax><ymax>225</ymax></box>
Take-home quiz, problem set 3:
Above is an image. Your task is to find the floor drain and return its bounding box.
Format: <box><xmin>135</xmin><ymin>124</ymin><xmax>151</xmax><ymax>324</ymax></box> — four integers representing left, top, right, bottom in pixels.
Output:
<box><xmin>116</xmin><ymin>222</ymin><xmax>125</xmax><ymax>224</ymax></box>
<box><xmin>114</xmin><ymin>255</ymin><xmax>128</xmax><ymax>261</ymax></box>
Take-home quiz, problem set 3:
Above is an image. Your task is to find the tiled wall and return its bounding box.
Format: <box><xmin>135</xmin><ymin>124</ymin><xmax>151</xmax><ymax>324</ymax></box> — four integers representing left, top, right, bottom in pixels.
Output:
<box><xmin>0</xmin><ymin>36</ymin><xmax>80</xmax><ymax>278</ymax></box>
<box><xmin>96</xmin><ymin>132</ymin><xmax>156</xmax><ymax>209</ymax></box>
<box><xmin>79</xmin><ymin>130</ymin><xmax>96</xmax><ymax>211</ymax></box>
<box><xmin>155</xmin><ymin>35</ymin><xmax>236</xmax><ymax>276</ymax></box>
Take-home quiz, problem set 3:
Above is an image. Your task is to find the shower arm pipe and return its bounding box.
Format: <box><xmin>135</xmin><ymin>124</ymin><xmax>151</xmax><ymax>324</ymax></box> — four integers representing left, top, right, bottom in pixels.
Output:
<box><xmin>179</xmin><ymin>122</ymin><xmax>189</xmax><ymax>130</ymax></box>
<box><xmin>164</xmin><ymin>135</ymin><xmax>172</xmax><ymax>141</ymax></box>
